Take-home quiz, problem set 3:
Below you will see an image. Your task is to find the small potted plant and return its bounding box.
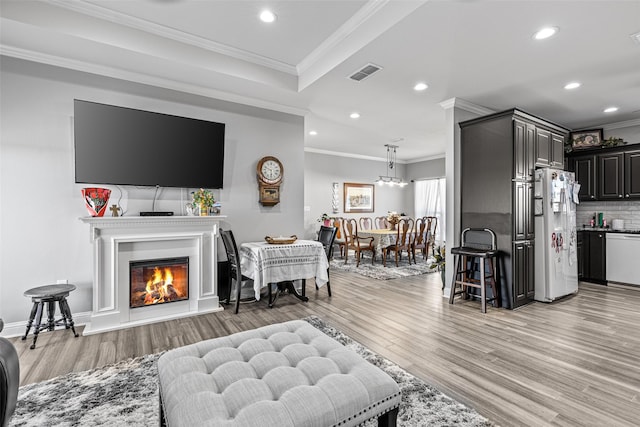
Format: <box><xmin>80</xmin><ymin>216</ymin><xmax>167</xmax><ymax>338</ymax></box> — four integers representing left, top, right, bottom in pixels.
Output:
<box><xmin>191</xmin><ymin>188</ymin><xmax>215</xmax><ymax>216</ymax></box>
<box><xmin>318</xmin><ymin>213</ymin><xmax>331</xmax><ymax>226</ymax></box>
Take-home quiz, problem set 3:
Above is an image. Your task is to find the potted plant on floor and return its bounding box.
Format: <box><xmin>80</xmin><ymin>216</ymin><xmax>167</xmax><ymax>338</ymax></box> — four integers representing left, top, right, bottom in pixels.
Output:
<box><xmin>429</xmin><ymin>244</ymin><xmax>446</xmax><ymax>289</ymax></box>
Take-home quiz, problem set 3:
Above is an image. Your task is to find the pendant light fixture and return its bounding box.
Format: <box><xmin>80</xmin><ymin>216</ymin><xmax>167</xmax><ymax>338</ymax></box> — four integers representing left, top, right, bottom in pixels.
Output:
<box><xmin>376</xmin><ymin>144</ymin><xmax>408</xmax><ymax>187</ymax></box>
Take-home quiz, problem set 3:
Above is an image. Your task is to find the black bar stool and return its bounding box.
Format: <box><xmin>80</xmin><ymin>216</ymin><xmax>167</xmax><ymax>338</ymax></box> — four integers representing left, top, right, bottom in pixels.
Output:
<box><xmin>449</xmin><ymin>228</ymin><xmax>501</xmax><ymax>313</ymax></box>
<box><xmin>22</xmin><ymin>284</ymin><xmax>79</xmax><ymax>349</ymax></box>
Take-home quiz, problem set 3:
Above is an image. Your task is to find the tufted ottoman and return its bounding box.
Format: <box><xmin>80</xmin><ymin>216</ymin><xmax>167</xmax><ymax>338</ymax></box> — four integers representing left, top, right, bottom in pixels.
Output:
<box><xmin>157</xmin><ymin>320</ymin><xmax>401</xmax><ymax>426</ymax></box>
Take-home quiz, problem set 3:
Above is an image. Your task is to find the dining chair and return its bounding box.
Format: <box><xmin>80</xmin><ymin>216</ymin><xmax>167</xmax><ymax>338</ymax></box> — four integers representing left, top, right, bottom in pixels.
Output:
<box><xmin>374</xmin><ymin>216</ymin><xmax>388</xmax><ymax>229</ymax></box>
<box><xmin>220</xmin><ymin>229</ymin><xmax>253</xmax><ymax>314</ymax></box>
<box><xmin>344</xmin><ymin>218</ymin><xmax>376</xmax><ymax>267</ymax></box>
<box><xmin>359</xmin><ymin>217</ymin><xmax>373</xmax><ymax>230</ymax></box>
<box><xmin>383</xmin><ymin>218</ymin><xmax>415</xmax><ymax>267</ymax></box>
<box><xmin>333</xmin><ymin>218</ymin><xmax>346</xmax><ymax>257</ymax></box>
<box><xmin>316</xmin><ymin>225</ymin><xmax>337</xmax><ymax>296</ymax></box>
<box><xmin>425</xmin><ymin>216</ymin><xmax>438</xmax><ymax>256</ymax></box>
<box><xmin>411</xmin><ymin>217</ymin><xmax>429</xmax><ymax>262</ymax></box>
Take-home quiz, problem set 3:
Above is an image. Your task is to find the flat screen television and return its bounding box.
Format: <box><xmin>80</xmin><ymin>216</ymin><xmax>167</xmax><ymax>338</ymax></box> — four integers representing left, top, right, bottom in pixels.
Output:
<box><xmin>74</xmin><ymin>99</ymin><xmax>225</xmax><ymax>188</ymax></box>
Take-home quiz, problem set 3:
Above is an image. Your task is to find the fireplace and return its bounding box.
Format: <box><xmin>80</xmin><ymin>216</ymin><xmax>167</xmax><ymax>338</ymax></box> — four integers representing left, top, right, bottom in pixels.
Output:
<box><xmin>130</xmin><ymin>257</ymin><xmax>189</xmax><ymax>309</ymax></box>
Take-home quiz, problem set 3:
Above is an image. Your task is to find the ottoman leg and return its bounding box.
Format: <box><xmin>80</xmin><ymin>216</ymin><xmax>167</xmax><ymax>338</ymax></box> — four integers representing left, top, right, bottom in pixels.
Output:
<box><xmin>378</xmin><ymin>407</ymin><xmax>398</xmax><ymax>427</ymax></box>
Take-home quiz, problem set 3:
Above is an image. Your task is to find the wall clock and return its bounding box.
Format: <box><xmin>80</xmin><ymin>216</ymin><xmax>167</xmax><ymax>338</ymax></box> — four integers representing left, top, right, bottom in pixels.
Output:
<box><xmin>256</xmin><ymin>156</ymin><xmax>283</xmax><ymax>206</ymax></box>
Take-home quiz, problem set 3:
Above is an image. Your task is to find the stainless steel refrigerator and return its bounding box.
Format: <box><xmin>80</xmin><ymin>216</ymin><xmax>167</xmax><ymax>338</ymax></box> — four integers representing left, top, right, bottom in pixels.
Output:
<box><xmin>533</xmin><ymin>168</ymin><xmax>579</xmax><ymax>302</ymax></box>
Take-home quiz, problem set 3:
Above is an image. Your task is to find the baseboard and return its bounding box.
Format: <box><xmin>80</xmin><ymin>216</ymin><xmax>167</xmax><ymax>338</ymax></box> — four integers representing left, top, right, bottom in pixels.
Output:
<box><xmin>0</xmin><ymin>311</ymin><xmax>92</xmax><ymax>338</ymax></box>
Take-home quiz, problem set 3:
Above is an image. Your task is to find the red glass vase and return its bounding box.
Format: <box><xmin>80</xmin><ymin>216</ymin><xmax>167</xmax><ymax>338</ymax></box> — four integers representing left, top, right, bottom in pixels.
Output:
<box><xmin>82</xmin><ymin>187</ymin><xmax>111</xmax><ymax>217</ymax></box>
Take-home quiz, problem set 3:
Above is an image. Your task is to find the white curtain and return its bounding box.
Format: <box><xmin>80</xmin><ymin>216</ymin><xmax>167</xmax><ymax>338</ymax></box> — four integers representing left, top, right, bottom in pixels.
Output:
<box><xmin>414</xmin><ymin>178</ymin><xmax>446</xmax><ymax>244</ymax></box>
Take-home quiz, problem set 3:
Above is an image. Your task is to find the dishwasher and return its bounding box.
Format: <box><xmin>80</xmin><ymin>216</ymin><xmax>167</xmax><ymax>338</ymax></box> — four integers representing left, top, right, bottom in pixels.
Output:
<box><xmin>606</xmin><ymin>233</ymin><xmax>640</xmax><ymax>286</ymax></box>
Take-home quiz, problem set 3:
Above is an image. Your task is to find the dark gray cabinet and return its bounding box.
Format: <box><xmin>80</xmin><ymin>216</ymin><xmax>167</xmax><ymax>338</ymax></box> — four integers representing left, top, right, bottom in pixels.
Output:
<box><xmin>578</xmin><ymin>231</ymin><xmax>607</xmax><ymax>284</ymax></box>
<box><xmin>598</xmin><ymin>153</ymin><xmax>624</xmax><ymax>200</ymax></box>
<box><xmin>571</xmin><ymin>155</ymin><xmax>597</xmax><ymax>201</ymax></box>
<box><xmin>460</xmin><ymin>108</ymin><xmax>569</xmax><ymax>309</ymax></box>
<box><xmin>624</xmin><ymin>149</ymin><xmax>640</xmax><ymax>198</ymax></box>
<box><xmin>551</xmin><ymin>133</ymin><xmax>565</xmax><ymax>168</ymax></box>
<box><xmin>513</xmin><ymin>241</ymin><xmax>535</xmax><ymax>305</ymax></box>
<box><xmin>567</xmin><ymin>144</ymin><xmax>640</xmax><ymax>201</ymax></box>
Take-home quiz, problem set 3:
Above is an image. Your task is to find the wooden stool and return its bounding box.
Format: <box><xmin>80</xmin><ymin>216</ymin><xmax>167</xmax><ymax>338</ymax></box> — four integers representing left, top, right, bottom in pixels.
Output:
<box><xmin>22</xmin><ymin>284</ymin><xmax>79</xmax><ymax>349</ymax></box>
<box><xmin>449</xmin><ymin>228</ymin><xmax>501</xmax><ymax>313</ymax></box>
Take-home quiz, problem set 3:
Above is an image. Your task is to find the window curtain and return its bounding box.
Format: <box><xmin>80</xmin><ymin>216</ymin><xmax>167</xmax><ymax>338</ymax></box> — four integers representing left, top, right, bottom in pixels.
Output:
<box><xmin>414</xmin><ymin>178</ymin><xmax>446</xmax><ymax>244</ymax></box>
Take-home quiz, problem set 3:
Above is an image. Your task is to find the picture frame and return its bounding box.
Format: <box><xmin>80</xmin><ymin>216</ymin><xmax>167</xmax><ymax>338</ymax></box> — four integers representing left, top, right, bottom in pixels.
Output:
<box><xmin>343</xmin><ymin>183</ymin><xmax>374</xmax><ymax>213</ymax></box>
<box><xmin>570</xmin><ymin>129</ymin><xmax>603</xmax><ymax>150</ymax></box>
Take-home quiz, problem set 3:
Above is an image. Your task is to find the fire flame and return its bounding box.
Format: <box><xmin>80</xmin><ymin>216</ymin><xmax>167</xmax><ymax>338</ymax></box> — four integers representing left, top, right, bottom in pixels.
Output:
<box><xmin>143</xmin><ymin>267</ymin><xmax>181</xmax><ymax>305</ymax></box>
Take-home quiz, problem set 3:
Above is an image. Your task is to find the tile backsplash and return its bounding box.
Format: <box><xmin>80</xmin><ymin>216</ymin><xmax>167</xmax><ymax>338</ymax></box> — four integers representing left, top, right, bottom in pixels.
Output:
<box><xmin>576</xmin><ymin>201</ymin><xmax>640</xmax><ymax>230</ymax></box>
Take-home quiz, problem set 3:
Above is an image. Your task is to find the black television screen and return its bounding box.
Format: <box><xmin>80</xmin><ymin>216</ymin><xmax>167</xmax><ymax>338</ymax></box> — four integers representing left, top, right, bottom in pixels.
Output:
<box><xmin>74</xmin><ymin>100</ymin><xmax>225</xmax><ymax>188</ymax></box>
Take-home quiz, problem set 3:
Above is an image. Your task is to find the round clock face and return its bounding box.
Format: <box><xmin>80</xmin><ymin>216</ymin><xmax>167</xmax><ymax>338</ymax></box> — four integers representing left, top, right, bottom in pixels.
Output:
<box><xmin>258</xmin><ymin>157</ymin><xmax>283</xmax><ymax>184</ymax></box>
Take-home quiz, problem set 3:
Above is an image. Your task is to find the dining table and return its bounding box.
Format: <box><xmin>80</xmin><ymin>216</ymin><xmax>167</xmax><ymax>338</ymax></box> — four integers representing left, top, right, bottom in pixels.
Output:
<box><xmin>358</xmin><ymin>228</ymin><xmax>404</xmax><ymax>253</ymax></box>
<box><xmin>239</xmin><ymin>239</ymin><xmax>329</xmax><ymax>307</ymax></box>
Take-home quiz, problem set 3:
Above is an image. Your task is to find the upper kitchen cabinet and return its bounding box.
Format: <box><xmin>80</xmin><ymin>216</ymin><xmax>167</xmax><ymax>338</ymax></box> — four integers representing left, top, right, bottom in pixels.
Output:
<box><xmin>570</xmin><ymin>154</ymin><xmax>597</xmax><ymax>201</ymax></box>
<box><xmin>534</xmin><ymin>128</ymin><xmax>566</xmax><ymax>169</ymax></box>
<box><xmin>567</xmin><ymin>144</ymin><xmax>640</xmax><ymax>201</ymax></box>
<box><xmin>625</xmin><ymin>149</ymin><xmax>640</xmax><ymax>198</ymax></box>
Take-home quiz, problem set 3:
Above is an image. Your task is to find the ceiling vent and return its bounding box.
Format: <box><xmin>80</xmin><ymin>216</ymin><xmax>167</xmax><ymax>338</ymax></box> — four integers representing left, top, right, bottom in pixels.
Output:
<box><xmin>632</xmin><ymin>31</ymin><xmax>640</xmax><ymax>44</ymax></box>
<box><xmin>348</xmin><ymin>63</ymin><xmax>382</xmax><ymax>82</ymax></box>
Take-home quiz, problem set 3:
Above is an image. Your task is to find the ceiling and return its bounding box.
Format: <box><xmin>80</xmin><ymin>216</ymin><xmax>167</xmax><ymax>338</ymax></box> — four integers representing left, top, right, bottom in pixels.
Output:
<box><xmin>1</xmin><ymin>0</ymin><xmax>640</xmax><ymax>162</ymax></box>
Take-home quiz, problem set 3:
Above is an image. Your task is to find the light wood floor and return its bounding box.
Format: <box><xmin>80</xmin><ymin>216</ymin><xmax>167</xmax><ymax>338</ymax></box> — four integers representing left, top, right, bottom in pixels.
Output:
<box><xmin>9</xmin><ymin>270</ymin><xmax>640</xmax><ymax>427</ymax></box>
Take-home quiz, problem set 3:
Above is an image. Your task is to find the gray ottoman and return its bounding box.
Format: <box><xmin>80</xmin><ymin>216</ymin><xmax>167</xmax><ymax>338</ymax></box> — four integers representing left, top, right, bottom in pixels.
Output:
<box><xmin>157</xmin><ymin>320</ymin><xmax>401</xmax><ymax>426</ymax></box>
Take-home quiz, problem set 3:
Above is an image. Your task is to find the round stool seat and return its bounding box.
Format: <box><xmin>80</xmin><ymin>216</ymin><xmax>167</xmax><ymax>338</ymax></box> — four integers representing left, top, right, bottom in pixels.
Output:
<box><xmin>24</xmin><ymin>284</ymin><xmax>76</xmax><ymax>299</ymax></box>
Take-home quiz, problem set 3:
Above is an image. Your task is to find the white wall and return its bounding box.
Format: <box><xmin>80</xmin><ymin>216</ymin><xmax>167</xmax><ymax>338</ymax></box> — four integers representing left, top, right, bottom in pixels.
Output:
<box><xmin>0</xmin><ymin>57</ymin><xmax>305</xmax><ymax>325</ymax></box>
<box><xmin>303</xmin><ymin>151</ymin><xmax>421</xmax><ymax>238</ymax></box>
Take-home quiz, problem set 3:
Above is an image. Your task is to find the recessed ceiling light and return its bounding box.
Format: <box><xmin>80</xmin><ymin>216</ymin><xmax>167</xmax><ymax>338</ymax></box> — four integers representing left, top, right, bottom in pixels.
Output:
<box><xmin>564</xmin><ymin>82</ymin><xmax>581</xmax><ymax>90</ymax></box>
<box><xmin>350</xmin><ymin>112</ymin><xmax>360</xmax><ymax>119</ymax></box>
<box><xmin>259</xmin><ymin>10</ymin><xmax>276</xmax><ymax>23</ymax></box>
<box><xmin>309</xmin><ymin>130</ymin><xmax>317</xmax><ymax>136</ymax></box>
<box><xmin>534</xmin><ymin>26</ymin><xmax>558</xmax><ymax>40</ymax></box>
<box><xmin>414</xmin><ymin>82</ymin><xmax>428</xmax><ymax>91</ymax></box>
<box><xmin>604</xmin><ymin>107</ymin><xmax>619</xmax><ymax>113</ymax></box>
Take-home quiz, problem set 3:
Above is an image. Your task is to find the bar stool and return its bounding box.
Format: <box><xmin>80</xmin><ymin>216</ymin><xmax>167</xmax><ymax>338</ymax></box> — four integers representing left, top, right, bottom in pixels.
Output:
<box><xmin>22</xmin><ymin>283</ymin><xmax>79</xmax><ymax>349</ymax></box>
<box><xmin>449</xmin><ymin>228</ymin><xmax>500</xmax><ymax>313</ymax></box>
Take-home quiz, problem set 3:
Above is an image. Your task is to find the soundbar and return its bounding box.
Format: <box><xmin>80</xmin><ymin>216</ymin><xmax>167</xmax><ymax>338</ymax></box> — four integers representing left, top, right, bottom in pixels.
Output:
<box><xmin>139</xmin><ymin>211</ymin><xmax>174</xmax><ymax>216</ymax></box>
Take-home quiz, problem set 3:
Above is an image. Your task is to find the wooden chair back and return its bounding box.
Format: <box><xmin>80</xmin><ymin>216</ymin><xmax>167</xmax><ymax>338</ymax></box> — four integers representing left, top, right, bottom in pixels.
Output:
<box><xmin>374</xmin><ymin>216</ymin><xmax>388</xmax><ymax>229</ymax></box>
<box><xmin>425</xmin><ymin>216</ymin><xmax>438</xmax><ymax>255</ymax></box>
<box><xmin>359</xmin><ymin>217</ymin><xmax>373</xmax><ymax>230</ymax></box>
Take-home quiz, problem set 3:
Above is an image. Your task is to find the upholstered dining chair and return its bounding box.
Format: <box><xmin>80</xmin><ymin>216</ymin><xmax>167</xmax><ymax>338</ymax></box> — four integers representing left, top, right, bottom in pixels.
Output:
<box><xmin>383</xmin><ymin>218</ymin><xmax>415</xmax><ymax>267</ymax></box>
<box><xmin>359</xmin><ymin>217</ymin><xmax>373</xmax><ymax>230</ymax></box>
<box><xmin>344</xmin><ymin>218</ymin><xmax>376</xmax><ymax>267</ymax></box>
<box><xmin>374</xmin><ymin>216</ymin><xmax>388</xmax><ymax>229</ymax></box>
<box><xmin>316</xmin><ymin>225</ymin><xmax>337</xmax><ymax>296</ymax></box>
<box><xmin>220</xmin><ymin>229</ymin><xmax>253</xmax><ymax>314</ymax></box>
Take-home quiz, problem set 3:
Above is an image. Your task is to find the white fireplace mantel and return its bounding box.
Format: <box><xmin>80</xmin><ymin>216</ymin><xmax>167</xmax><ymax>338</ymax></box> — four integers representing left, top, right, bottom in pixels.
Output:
<box><xmin>80</xmin><ymin>215</ymin><xmax>227</xmax><ymax>335</ymax></box>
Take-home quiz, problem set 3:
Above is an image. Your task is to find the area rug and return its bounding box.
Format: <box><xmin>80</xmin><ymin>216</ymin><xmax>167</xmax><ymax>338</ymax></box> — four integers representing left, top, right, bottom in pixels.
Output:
<box><xmin>330</xmin><ymin>253</ymin><xmax>437</xmax><ymax>280</ymax></box>
<box><xmin>10</xmin><ymin>317</ymin><xmax>492</xmax><ymax>427</ymax></box>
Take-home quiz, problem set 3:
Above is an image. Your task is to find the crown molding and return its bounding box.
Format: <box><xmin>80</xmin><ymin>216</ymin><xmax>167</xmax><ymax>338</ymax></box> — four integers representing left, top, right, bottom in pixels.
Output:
<box><xmin>407</xmin><ymin>153</ymin><xmax>446</xmax><ymax>163</ymax></box>
<box><xmin>1</xmin><ymin>45</ymin><xmax>309</xmax><ymax>117</ymax></box>
<box><xmin>297</xmin><ymin>0</ymin><xmax>390</xmax><ymax>76</ymax></box>
<box><xmin>48</xmin><ymin>0</ymin><xmax>297</xmax><ymax>75</ymax></box>
<box><xmin>439</xmin><ymin>97</ymin><xmax>495</xmax><ymax>116</ymax></box>
<box><xmin>599</xmin><ymin>118</ymin><xmax>640</xmax><ymax>131</ymax></box>
<box><xmin>305</xmin><ymin>147</ymin><xmax>414</xmax><ymax>164</ymax></box>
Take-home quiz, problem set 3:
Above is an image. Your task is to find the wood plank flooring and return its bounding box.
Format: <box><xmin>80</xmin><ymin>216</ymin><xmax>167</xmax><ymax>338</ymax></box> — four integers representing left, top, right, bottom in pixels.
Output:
<box><xmin>8</xmin><ymin>271</ymin><xmax>640</xmax><ymax>426</ymax></box>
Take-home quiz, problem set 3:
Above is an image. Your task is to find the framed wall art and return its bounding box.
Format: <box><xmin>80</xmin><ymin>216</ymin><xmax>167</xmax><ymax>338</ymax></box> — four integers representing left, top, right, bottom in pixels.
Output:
<box><xmin>343</xmin><ymin>183</ymin><xmax>374</xmax><ymax>213</ymax></box>
<box><xmin>570</xmin><ymin>129</ymin><xmax>603</xmax><ymax>150</ymax></box>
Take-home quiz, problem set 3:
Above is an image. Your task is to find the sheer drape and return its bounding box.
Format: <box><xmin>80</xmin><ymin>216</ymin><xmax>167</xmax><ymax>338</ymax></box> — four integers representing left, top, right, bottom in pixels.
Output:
<box><xmin>414</xmin><ymin>178</ymin><xmax>446</xmax><ymax>244</ymax></box>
